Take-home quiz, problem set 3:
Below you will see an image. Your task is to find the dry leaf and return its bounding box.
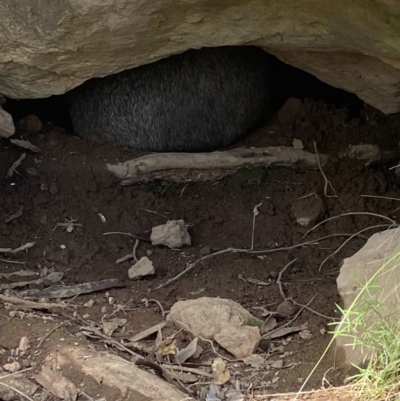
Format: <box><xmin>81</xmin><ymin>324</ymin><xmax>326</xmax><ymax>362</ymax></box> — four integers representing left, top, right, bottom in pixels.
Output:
<box><xmin>159</xmin><ymin>340</ymin><xmax>177</xmax><ymax>356</ymax></box>
<box><xmin>10</xmin><ymin>139</ymin><xmax>41</xmax><ymax>153</ymax></box>
<box><xmin>175</xmin><ymin>337</ymin><xmax>198</xmax><ymax>364</ymax></box>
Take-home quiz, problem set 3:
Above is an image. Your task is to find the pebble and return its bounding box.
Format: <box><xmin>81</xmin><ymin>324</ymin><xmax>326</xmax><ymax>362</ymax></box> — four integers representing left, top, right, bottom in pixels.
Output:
<box><xmin>199</xmin><ymin>246</ymin><xmax>211</xmax><ymax>256</ymax></box>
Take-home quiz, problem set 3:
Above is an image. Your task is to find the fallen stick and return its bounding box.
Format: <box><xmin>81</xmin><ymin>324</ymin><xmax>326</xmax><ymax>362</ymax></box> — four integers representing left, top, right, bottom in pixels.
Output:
<box><xmin>106</xmin><ymin>146</ymin><xmax>328</xmax><ymax>184</ymax></box>
<box><xmin>0</xmin><ymin>241</ymin><xmax>36</xmax><ymax>254</ymax></box>
<box><xmin>0</xmin><ymin>294</ymin><xmax>66</xmax><ymax>310</ymax></box>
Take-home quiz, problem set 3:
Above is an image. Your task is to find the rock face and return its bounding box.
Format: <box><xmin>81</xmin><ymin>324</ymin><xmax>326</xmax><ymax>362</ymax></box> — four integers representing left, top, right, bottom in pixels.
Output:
<box><xmin>336</xmin><ymin>228</ymin><xmax>400</xmax><ymax>367</ymax></box>
<box><xmin>1</xmin><ymin>1</ymin><xmax>400</xmax><ymax>113</ymax></box>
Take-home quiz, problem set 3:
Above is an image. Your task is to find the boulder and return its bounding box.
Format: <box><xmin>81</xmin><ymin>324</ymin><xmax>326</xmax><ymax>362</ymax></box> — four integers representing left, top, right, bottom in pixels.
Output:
<box><xmin>0</xmin><ymin>1</ymin><xmax>400</xmax><ymax>113</ymax></box>
<box><xmin>336</xmin><ymin>228</ymin><xmax>400</xmax><ymax>367</ymax></box>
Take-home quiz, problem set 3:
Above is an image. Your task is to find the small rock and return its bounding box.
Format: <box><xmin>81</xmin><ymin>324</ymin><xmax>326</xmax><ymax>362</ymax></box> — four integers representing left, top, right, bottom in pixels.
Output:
<box><xmin>276</xmin><ymin>300</ymin><xmax>296</xmax><ymax>318</ymax></box>
<box><xmin>277</xmin><ymin>98</ymin><xmax>303</xmax><ymax>126</ymax></box>
<box><xmin>3</xmin><ymin>361</ymin><xmax>21</xmax><ymax>373</ymax></box>
<box><xmin>199</xmin><ymin>246</ymin><xmax>211</xmax><ymax>256</ymax></box>
<box><xmin>292</xmin><ymin>196</ymin><xmax>326</xmax><ymax>228</ymax></box>
<box><xmin>128</xmin><ymin>256</ymin><xmax>155</xmax><ymax>280</ymax></box>
<box><xmin>18</xmin><ymin>337</ymin><xmax>30</xmax><ymax>352</ymax></box>
<box><xmin>269</xmin><ymin>271</ymin><xmax>278</xmax><ymax>279</ymax></box>
<box><xmin>292</xmin><ymin>138</ymin><xmax>304</xmax><ymax>149</ymax></box>
<box><xmin>215</xmin><ymin>325</ymin><xmax>260</xmax><ymax>359</ymax></box>
<box><xmin>16</xmin><ymin>114</ymin><xmax>43</xmax><ymax>134</ymax></box>
<box><xmin>150</xmin><ymin>220</ymin><xmax>191</xmax><ymax>249</ymax></box>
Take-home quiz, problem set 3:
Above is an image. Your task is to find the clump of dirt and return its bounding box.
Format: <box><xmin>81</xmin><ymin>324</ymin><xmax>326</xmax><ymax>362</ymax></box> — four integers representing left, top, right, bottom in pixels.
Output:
<box><xmin>1</xmin><ymin>97</ymin><xmax>400</xmax><ymax>400</ymax></box>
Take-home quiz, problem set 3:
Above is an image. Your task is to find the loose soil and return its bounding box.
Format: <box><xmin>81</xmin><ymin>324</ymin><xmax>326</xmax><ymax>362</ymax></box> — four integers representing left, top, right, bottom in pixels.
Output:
<box><xmin>1</xmin><ymin>98</ymin><xmax>400</xmax><ymax>400</ymax></box>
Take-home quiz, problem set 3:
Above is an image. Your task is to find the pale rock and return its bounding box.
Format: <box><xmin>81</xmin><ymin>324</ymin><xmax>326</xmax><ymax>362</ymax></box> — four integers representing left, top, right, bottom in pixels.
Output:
<box><xmin>0</xmin><ymin>107</ymin><xmax>15</xmax><ymax>138</ymax></box>
<box><xmin>128</xmin><ymin>256</ymin><xmax>155</xmax><ymax>280</ymax></box>
<box><xmin>292</xmin><ymin>138</ymin><xmax>304</xmax><ymax>150</ymax></box>
<box><xmin>336</xmin><ymin>228</ymin><xmax>400</xmax><ymax>367</ymax></box>
<box><xmin>3</xmin><ymin>361</ymin><xmax>21</xmax><ymax>373</ymax></box>
<box><xmin>59</xmin><ymin>346</ymin><xmax>187</xmax><ymax>401</ymax></box>
<box><xmin>150</xmin><ymin>220</ymin><xmax>191</xmax><ymax>249</ymax></box>
<box><xmin>1</xmin><ymin>1</ymin><xmax>400</xmax><ymax>113</ymax></box>
<box><xmin>167</xmin><ymin>297</ymin><xmax>261</xmax><ymax>358</ymax></box>
<box><xmin>215</xmin><ymin>325</ymin><xmax>260</xmax><ymax>359</ymax></box>
<box><xmin>18</xmin><ymin>336</ymin><xmax>30</xmax><ymax>352</ymax></box>
<box><xmin>167</xmin><ymin>297</ymin><xmax>261</xmax><ymax>339</ymax></box>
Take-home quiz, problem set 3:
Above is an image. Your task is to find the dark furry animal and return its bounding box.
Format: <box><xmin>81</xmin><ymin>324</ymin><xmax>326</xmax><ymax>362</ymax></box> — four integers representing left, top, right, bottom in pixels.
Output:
<box><xmin>67</xmin><ymin>46</ymin><xmax>274</xmax><ymax>152</ymax></box>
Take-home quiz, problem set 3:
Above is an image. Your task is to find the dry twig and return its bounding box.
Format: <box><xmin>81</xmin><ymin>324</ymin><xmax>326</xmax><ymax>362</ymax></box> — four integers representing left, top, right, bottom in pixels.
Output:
<box><xmin>318</xmin><ymin>224</ymin><xmax>391</xmax><ymax>271</ymax></box>
<box><xmin>313</xmin><ymin>140</ymin><xmax>337</xmax><ymax>198</ymax></box>
<box><xmin>153</xmin><ymin>233</ymin><xmax>363</xmax><ymax>290</ymax></box>
<box><xmin>303</xmin><ymin>212</ymin><xmax>396</xmax><ymax>237</ymax></box>
<box><xmin>0</xmin><ymin>241</ymin><xmax>36</xmax><ymax>254</ymax></box>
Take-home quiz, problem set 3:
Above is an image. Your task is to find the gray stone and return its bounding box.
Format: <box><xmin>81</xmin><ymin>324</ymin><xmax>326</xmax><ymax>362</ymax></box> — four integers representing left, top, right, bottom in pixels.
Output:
<box><xmin>150</xmin><ymin>220</ymin><xmax>191</xmax><ymax>249</ymax></box>
<box><xmin>128</xmin><ymin>256</ymin><xmax>155</xmax><ymax>280</ymax></box>
<box><xmin>336</xmin><ymin>228</ymin><xmax>400</xmax><ymax>367</ymax></box>
<box><xmin>199</xmin><ymin>245</ymin><xmax>211</xmax><ymax>256</ymax></box>
<box><xmin>167</xmin><ymin>297</ymin><xmax>262</xmax><ymax>358</ymax></box>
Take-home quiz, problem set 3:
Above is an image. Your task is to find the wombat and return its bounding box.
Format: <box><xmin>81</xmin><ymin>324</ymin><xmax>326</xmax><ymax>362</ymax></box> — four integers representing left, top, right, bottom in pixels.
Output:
<box><xmin>67</xmin><ymin>46</ymin><xmax>274</xmax><ymax>152</ymax></box>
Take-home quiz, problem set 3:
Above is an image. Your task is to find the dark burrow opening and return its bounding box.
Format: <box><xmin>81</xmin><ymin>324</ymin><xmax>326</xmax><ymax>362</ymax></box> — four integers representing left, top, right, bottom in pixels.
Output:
<box><xmin>3</xmin><ymin>48</ymin><xmax>366</xmax><ymax>140</ymax></box>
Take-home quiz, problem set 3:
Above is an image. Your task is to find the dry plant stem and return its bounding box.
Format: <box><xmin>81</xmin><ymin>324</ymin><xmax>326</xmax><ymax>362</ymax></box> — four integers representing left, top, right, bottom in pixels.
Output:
<box><xmin>0</xmin><ymin>241</ymin><xmax>36</xmax><ymax>254</ymax></box>
<box><xmin>252</xmin><ymin>384</ymin><xmax>356</xmax><ymax>399</ymax></box>
<box><xmin>0</xmin><ymin>258</ymin><xmax>27</xmax><ymax>265</ymax></box>
<box><xmin>103</xmin><ymin>231</ymin><xmax>137</xmax><ymax>238</ymax></box>
<box><xmin>77</xmin><ymin>388</ymin><xmax>96</xmax><ymax>401</ymax></box>
<box><xmin>318</xmin><ymin>224</ymin><xmax>391</xmax><ymax>271</ymax></box>
<box><xmin>265</xmin><ymin>296</ymin><xmax>316</xmax><ymax>340</ymax></box>
<box><xmin>276</xmin><ymin>259</ymin><xmax>298</xmax><ymax>300</ymax></box>
<box><xmin>137</xmin><ymin>208</ymin><xmax>169</xmax><ymax>220</ymax></box>
<box><xmin>37</xmin><ymin>320</ymin><xmax>72</xmax><ymax>349</ymax></box>
<box><xmin>0</xmin><ymin>368</ymin><xmax>33</xmax><ymax>380</ymax></box>
<box><xmin>0</xmin><ymin>382</ymin><xmax>34</xmax><ymax>401</ymax></box>
<box><xmin>161</xmin><ymin>364</ymin><xmax>214</xmax><ymax>378</ymax></box>
<box><xmin>132</xmin><ymin>239</ymin><xmax>139</xmax><ymax>263</ymax></box>
<box><xmin>313</xmin><ymin>140</ymin><xmax>337</xmax><ymax>198</ymax></box>
<box><xmin>303</xmin><ymin>212</ymin><xmax>397</xmax><ymax>237</ymax></box>
<box><xmin>290</xmin><ymin>297</ymin><xmax>334</xmax><ymax>320</ymax></box>
<box><xmin>298</xmin><ymin>192</ymin><xmax>321</xmax><ymax>200</ymax></box>
<box><xmin>153</xmin><ymin>233</ymin><xmax>361</xmax><ymax>290</ymax></box>
<box><xmin>179</xmin><ymin>183</ymin><xmax>189</xmax><ymax>197</ymax></box>
<box><xmin>148</xmin><ymin>299</ymin><xmax>165</xmax><ymax>316</ymax></box>
<box><xmin>82</xmin><ymin>327</ymin><xmax>142</xmax><ymax>358</ymax></box>
<box><xmin>0</xmin><ymin>294</ymin><xmax>65</xmax><ymax>310</ymax></box>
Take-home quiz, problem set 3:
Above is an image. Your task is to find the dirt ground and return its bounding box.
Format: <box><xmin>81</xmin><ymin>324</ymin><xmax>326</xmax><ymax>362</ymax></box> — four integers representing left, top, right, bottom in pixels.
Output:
<box><xmin>1</xmin><ymin>97</ymin><xmax>400</xmax><ymax>400</ymax></box>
